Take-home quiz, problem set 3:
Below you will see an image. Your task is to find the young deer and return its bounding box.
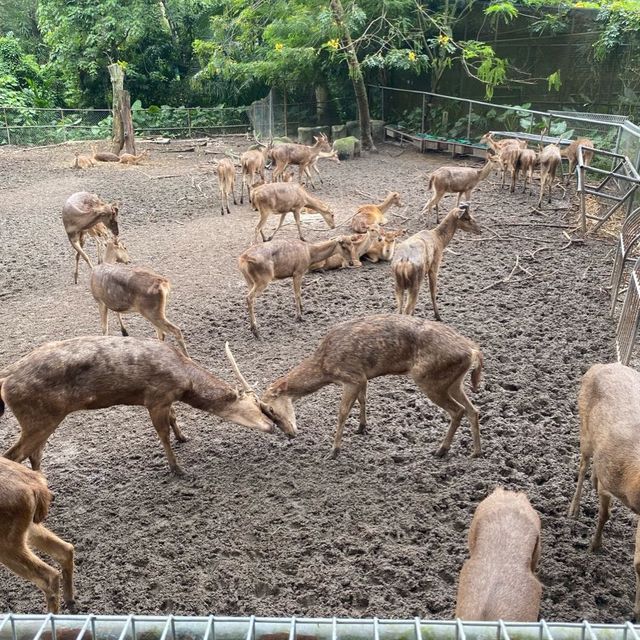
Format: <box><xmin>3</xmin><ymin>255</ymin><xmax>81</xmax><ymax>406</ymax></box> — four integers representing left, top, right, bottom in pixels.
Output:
<box><xmin>392</xmin><ymin>204</ymin><xmax>481</xmax><ymax>318</ymax></box>
<box><xmin>261</xmin><ymin>314</ymin><xmax>483</xmax><ymax>459</ymax></box>
<box><xmin>562</xmin><ymin>137</ymin><xmax>595</xmax><ymax>183</ymax></box>
<box><xmin>62</xmin><ymin>191</ymin><xmax>120</xmax><ymax>284</ymax></box>
<box><xmin>351</xmin><ymin>192</ymin><xmax>403</xmax><ymax>233</ymax></box>
<box><xmin>89</xmin><ymin>239</ymin><xmax>189</xmax><ymax>356</ymax></box>
<box><xmin>310</xmin><ymin>227</ymin><xmax>382</xmax><ymax>270</ymax></box>
<box><xmin>216</xmin><ymin>158</ymin><xmax>237</xmax><ymax>216</ymax></box>
<box><xmin>364</xmin><ymin>227</ymin><xmax>406</xmax><ymax>262</ymax></box>
<box><xmin>269</xmin><ymin>134</ymin><xmax>333</xmax><ymax>188</ymax></box>
<box><xmin>301</xmin><ymin>149</ymin><xmax>340</xmax><ymax>187</ymax></box>
<box><xmin>71</xmin><ymin>152</ymin><xmax>95</xmax><ymax>170</ymax></box>
<box><xmin>1</xmin><ymin>337</ymin><xmax>276</xmax><ymax>475</ymax></box>
<box><xmin>537</xmin><ymin>143</ymin><xmax>562</xmax><ymax>207</ymax></box>
<box><xmin>0</xmin><ymin>458</ymin><xmax>75</xmax><ymax>613</ymax></box>
<box><xmin>239</xmin><ymin>146</ymin><xmax>268</xmax><ymax>204</ymax></box>
<box><xmin>251</xmin><ymin>182</ymin><xmax>335</xmax><ymax>243</ymax></box>
<box><xmin>456</xmin><ymin>487</ymin><xmax>542</xmax><ymax>621</ymax></box>
<box><xmin>90</xmin><ymin>145</ymin><xmax>120</xmax><ymax>163</ymax></box>
<box><xmin>119</xmin><ymin>150</ymin><xmax>150</xmax><ymax>165</ymax></box>
<box><xmin>238</xmin><ymin>236</ymin><xmax>357</xmax><ymax>337</ymax></box>
<box><xmin>424</xmin><ymin>156</ymin><xmax>500</xmax><ymax>221</ymax></box>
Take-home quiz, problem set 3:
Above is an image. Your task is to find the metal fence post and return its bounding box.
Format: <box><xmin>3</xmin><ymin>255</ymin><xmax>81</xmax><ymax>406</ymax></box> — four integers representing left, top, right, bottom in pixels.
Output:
<box><xmin>187</xmin><ymin>109</ymin><xmax>192</xmax><ymax>138</ymax></box>
<box><xmin>380</xmin><ymin>87</ymin><xmax>384</xmax><ymax>122</ymax></box>
<box><xmin>3</xmin><ymin>108</ymin><xmax>10</xmax><ymax>145</ymax></box>
<box><xmin>421</xmin><ymin>94</ymin><xmax>426</xmax><ymax>135</ymax></box>
<box><xmin>466</xmin><ymin>102</ymin><xmax>472</xmax><ymax>141</ymax></box>
<box><xmin>60</xmin><ymin>108</ymin><xmax>67</xmax><ymax>142</ymax></box>
<box><xmin>283</xmin><ymin>89</ymin><xmax>288</xmax><ymax>138</ymax></box>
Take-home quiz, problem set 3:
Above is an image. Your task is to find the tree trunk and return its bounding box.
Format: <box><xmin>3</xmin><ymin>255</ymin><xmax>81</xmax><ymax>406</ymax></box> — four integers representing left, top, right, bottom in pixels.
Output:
<box><xmin>108</xmin><ymin>63</ymin><xmax>124</xmax><ymax>154</ymax></box>
<box><xmin>315</xmin><ymin>85</ymin><xmax>329</xmax><ymax>125</ymax></box>
<box><xmin>120</xmin><ymin>90</ymin><xmax>136</xmax><ymax>155</ymax></box>
<box><xmin>329</xmin><ymin>0</ymin><xmax>377</xmax><ymax>152</ymax></box>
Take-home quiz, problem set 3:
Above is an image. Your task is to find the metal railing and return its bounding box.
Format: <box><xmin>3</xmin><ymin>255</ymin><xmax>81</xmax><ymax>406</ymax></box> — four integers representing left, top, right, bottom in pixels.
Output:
<box><xmin>609</xmin><ymin>206</ymin><xmax>640</xmax><ymax>317</ymax></box>
<box><xmin>2</xmin><ymin>616</ymin><xmax>640</xmax><ymax>640</ymax></box>
<box><xmin>616</xmin><ymin>256</ymin><xmax>640</xmax><ymax>364</ymax></box>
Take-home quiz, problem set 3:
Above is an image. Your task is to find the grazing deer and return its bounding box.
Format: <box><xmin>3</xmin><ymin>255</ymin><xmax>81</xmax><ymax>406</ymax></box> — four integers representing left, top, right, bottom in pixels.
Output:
<box><xmin>62</xmin><ymin>191</ymin><xmax>119</xmax><ymax>284</ymax></box>
<box><xmin>238</xmin><ymin>236</ymin><xmax>357</xmax><ymax>337</ymax></box>
<box><xmin>0</xmin><ymin>458</ymin><xmax>75</xmax><ymax>613</ymax></box>
<box><xmin>261</xmin><ymin>314</ymin><xmax>483</xmax><ymax>459</ymax></box>
<box><xmin>71</xmin><ymin>152</ymin><xmax>95</xmax><ymax>170</ymax></box>
<box><xmin>562</xmin><ymin>137</ymin><xmax>595</xmax><ymax>183</ymax></box>
<box><xmin>456</xmin><ymin>487</ymin><xmax>542</xmax><ymax>621</ymax></box>
<box><xmin>251</xmin><ymin>182</ymin><xmax>335</xmax><ymax>243</ymax></box>
<box><xmin>351</xmin><ymin>192</ymin><xmax>403</xmax><ymax>233</ymax></box>
<box><xmin>537</xmin><ymin>143</ymin><xmax>561</xmax><ymax>207</ymax></box>
<box><xmin>119</xmin><ymin>150</ymin><xmax>150</xmax><ymax>165</ymax></box>
<box><xmin>89</xmin><ymin>239</ymin><xmax>189</xmax><ymax>356</ymax></box>
<box><xmin>216</xmin><ymin>158</ymin><xmax>237</xmax><ymax>216</ymax></box>
<box><xmin>240</xmin><ymin>146</ymin><xmax>269</xmax><ymax>204</ymax></box>
<box><xmin>1</xmin><ymin>338</ymin><xmax>277</xmax><ymax>475</ymax></box>
<box><xmin>423</xmin><ymin>156</ymin><xmax>500</xmax><ymax>221</ymax></box>
<box><xmin>393</xmin><ymin>204</ymin><xmax>481</xmax><ymax>318</ymax></box>
<box><xmin>269</xmin><ymin>134</ymin><xmax>333</xmax><ymax>188</ymax></box>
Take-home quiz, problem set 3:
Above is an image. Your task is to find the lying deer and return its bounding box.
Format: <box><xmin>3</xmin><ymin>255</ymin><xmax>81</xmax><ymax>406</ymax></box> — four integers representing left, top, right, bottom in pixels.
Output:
<box><xmin>90</xmin><ymin>239</ymin><xmax>189</xmax><ymax>356</ymax></box>
<box><xmin>119</xmin><ymin>150</ymin><xmax>150</xmax><ymax>165</ymax></box>
<box><xmin>365</xmin><ymin>227</ymin><xmax>406</xmax><ymax>262</ymax></box>
<box><xmin>562</xmin><ymin>137</ymin><xmax>595</xmax><ymax>183</ymax></box>
<box><xmin>91</xmin><ymin>145</ymin><xmax>120</xmax><ymax>162</ymax></box>
<box><xmin>1</xmin><ymin>337</ymin><xmax>276</xmax><ymax>475</ymax></box>
<box><xmin>251</xmin><ymin>182</ymin><xmax>335</xmax><ymax>243</ymax></box>
<box><xmin>270</xmin><ymin>134</ymin><xmax>332</xmax><ymax>188</ymax></box>
<box><xmin>393</xmin><ymin>204</ymin><xmax>481</xmax><ymax>318</ymax></box>
<box><xmin>261</xmin><ymin>314</ymin><xmax>483</xmax><ymax>459</ymax></box>
<box><xmin>351</xmin><ymin>192</ymin><xmax>403</xmax><ymax>233</ymax></box>
<box><xmin>456</xmin><ymin>487</ymin><xmax>542</xmax><ymax>621</ymax></box>
<box><xmin>71</xmin><ymin>152</ymin><xmax>95</xmax><ymax>170</ymax></box>
<box><xmin>216</xmin><ymin>157</ymin><xmax>237</xmax><ymax>216</ymax></box>
<box><xmin>537</xmin><ymin>143</ymin><xmax>561</xmax><ymax>207</ymax></box>
<box><xmin>238</xmin><ymin>236</ymin><xmax>357</xmax><ymax>337</ymax></box>
<box><xmin>310</xmin><ymin>227</ymin><xmax>382</xmax><ymax>270</ymax></box>
<box><xmin>423</xmin><ymin>156</ymin><xmax>500</xmax><ymax>221</ymax></box>
<box><xmin>240</xmin><ymin>146</ymin><xmax>269</xmax><ymax>204</ymax></box>
<box><xmin>62</xmin><ymin>191</ymin><xmax>119</xmax><ymax>284</ymax></box>
<box><xmin>0</xmin><ymin>458</ymin><xmax>75</xmax><ymax>613</ymax></box>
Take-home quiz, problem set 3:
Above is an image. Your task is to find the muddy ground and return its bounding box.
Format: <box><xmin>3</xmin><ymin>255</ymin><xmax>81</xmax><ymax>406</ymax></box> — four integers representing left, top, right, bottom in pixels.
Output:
<box><xmin>0</xmin><ymin>136</ymin><xmax>631</xmax><ymax>621</ymax></box>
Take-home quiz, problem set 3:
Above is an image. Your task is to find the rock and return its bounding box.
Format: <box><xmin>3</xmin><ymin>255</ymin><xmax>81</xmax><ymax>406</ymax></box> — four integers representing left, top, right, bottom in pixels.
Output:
<box><xmin>331</xmin><ymin>124</ymin><xmax>347</xmax><ymax>140</ymax></box>
<box><xmin>346</xmin><ymin>120</ymin><xmax>361</xmax><ymax>138</ymax></box>
<box><xmin>297</xmin><ymin>127</ymin><xmax>315</xmax><ymax>145</ymax></box>
<box><xmin>333</xmin><ymin>136</ymin><xmax>361</xmax><ymax>160</ymax></box>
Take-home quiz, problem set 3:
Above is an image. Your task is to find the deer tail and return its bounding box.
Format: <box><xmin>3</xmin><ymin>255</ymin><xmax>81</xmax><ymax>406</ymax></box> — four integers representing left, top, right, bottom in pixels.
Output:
<box><xmin>470</xmin><ymin>350</ymin><xmax>483</xmax><ymax>392</ymax></box>
<box><xmin>393</xmin><ymin>259</ymin><xmax>415</xmax><ymax>290</ymax></box>
<box><xmin>32</xmin><ymin>483</ymin><xmax>52</xmax><ymax>524</ymax></box>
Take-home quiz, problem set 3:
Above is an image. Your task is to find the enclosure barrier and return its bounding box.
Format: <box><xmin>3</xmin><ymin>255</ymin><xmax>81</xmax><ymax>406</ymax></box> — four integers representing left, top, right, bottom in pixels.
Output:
<box><xmin>617</xmin><ymin>256</ymin><xmax>640</xmax><ymax>364</ymax></box>
<box><xmin>2</xmin><ymin>616</ymin><xmax>640</xmax><ymax>640</ymax></box>
<box><xmin>609</xmin><ymin>206</ymin><xmax>640</xmax><ymax>317</ymax></box>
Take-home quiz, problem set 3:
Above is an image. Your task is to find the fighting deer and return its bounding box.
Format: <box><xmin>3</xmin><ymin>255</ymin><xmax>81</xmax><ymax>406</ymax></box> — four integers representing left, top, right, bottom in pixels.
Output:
<box><xmin>119</xmin><ymin>150</ymin><xmax>150</xmax><ymax>165</ymax></box>
<box><xmin>251</xmin><ymin>182</ymin><xmax>335</xmax><ymax>243</ymax></box>
<box><xmin>0</xmin><ymin>458</ymin><xmax>75</xmax><ymax>613</ymax></box>
<box><xmin>351</xmin><ymin>192</ymin><xmax>403</xmax><ymax>233</ymax></box>
<box><xmin>456</xmin><ymin>487</ymin><xmax>542</xmax><ymax>621</ymax></box>
<box><xmin>261</xmin><ymin>314</ymin><xmax>483</xmax><ymax>459</ymax></box>
<box><xmin>537</xmin><ymin>143</ymin><xmax>562</xmax><ymax>207</ymax></box>
<box><xmin>423</xmin><ymin>156</ymin><xmax>500</xmax><ymax>221</ymax></box>
<box><xmin>216</xmin><ymin>157</ymin><xmax>237</xmax><ymax>215</ymax></box>
<box><xmin>568</xmin><ymin>362</ymin><xmax>640</xmax><ymax>619</ymax></box>
<box><xmin>238</xmin><ymin>236</ymin><xmax>357</xmax><ymax>337</ymax></box>
<box><xmin>562</xmin><ymin>137</ymin><xmax>595</xmax><ymax>183</ymax></box>
<box><xmin>89</xmin><ymin>239</ymin><xmax>189</xmax><ymax>357</ymax></box>
<box><xmin>240</xmin><ymin>146</ymin><xmax>269</xmax><ymax>204</ymax></box>
<box><xmin>269</xmin><ymin>134</ymin><xmax>332</xmax><ymax>188</ymax></box>
<box><xmin>62</xmin><ymin>191</ymin><xmax>119</xmax><ymax>284</ymax></box>
<box><xmin>393</xmin><ymin>204</ymin><xmax>481</xmax><ymax>318</ymax></box>
<box><xmin>1</xmin><ymin>338</ymin><xmax>277</xmax><ymax>475</ymax></box>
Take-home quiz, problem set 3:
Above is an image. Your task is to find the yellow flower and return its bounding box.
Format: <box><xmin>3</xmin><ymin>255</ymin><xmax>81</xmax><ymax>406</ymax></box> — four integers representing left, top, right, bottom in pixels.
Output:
<box><xmin>438</xmin><ymin>34</ymin><xmax>450</xmax><ymax>46</ymax></box>
<box><xmin>327</xmin><ymin>38</ymin><xmax>340</xmax><ymax>50</ymax></box>
<box><xmin>408</xmin><ymin>51</ymin><xmax>417</xmax><ymax>61</ymax></box>
<box><xmin>275</xmin><ymin>43</ymin><xmax>284</xmax><ymax>51</ymax></box>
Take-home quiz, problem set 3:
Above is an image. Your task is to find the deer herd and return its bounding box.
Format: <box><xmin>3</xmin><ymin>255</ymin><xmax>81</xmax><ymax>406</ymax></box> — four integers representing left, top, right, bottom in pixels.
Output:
<box><xmin>1</xmin><ymin>129</ymin><xmax>634</xmax><ymax>624</ymax></box>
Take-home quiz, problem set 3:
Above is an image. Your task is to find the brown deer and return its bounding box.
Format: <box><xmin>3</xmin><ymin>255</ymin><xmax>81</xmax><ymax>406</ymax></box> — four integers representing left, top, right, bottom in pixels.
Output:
<box><xmin>537</xmin><ymin>143</ymin><xmax>562</xmax><ymax>207</ymax></box>
<box><xmin>71</xmin><ymin>152</ymin><xmax>95</xmax><ymax>170</ymax></box>
<box><xmin>392</xmin><ymin>204</ymin><xmax>481</xmax><ymax>318</ymax></box>
<box><xmin>216</xmin><ymin>157</ymin><xmax>237</xmax><ymax>216</ymax></box>
<box><xmin>251</xmin><ymin>182</ymin><xmax>335</xmax><ymax>243</ymax></box>
<box><xmin>89</xmin><ymin>239</ymin><xmax>189</xmax><ymax>357</ymax></box>
<box><xmin>1</xmin><ymin>337</ymin><xmax>277</xmax><ymax>475</ymax></box>
<box><xmin>301</xmin><ymin>149</ymin><xmax>341</xmax><ymax>186</ymax></box>
<box><xmin>568</xmin><ymin>362</ymin><xmax>640</xmax><ymax>619</ymax></box>
<box><xmin>269</xmin><ymin>134</ymin><xmax>333</xmax><ymax>188</ymax></box>
<box><xmin>423</xmin><ymin>156</ymin><xmax>500</xmax><ymax>221</ymax></box>
<box><xmin>562</xmin><ymin>137</ymin><xmax>595</xmax><ymax>183</ymax></box>
<box><xmin>62</xmin><ymin>191</ymin><xmax>120</xmax><ymax>284</ymax></box>
<box><xmin>480</xmin><ymin>133</ymin><xmax>527</xmax><ymax>187</ymax></box>
<box><xmin>239</xmin><ymin>146</ymin><xmax>269</xmax><ymax>204</ymax></box>
<box><xmin>518</xmin><ymin>148</ymin><xmax>538</xmax><ymax>195</ymax></box>
<box><xmin>0</xmin><ymin>458</ymin><xmax>75</xmax><ymax>613</ymax></box>
<box><xmin>351</xmin><ymin>192</ymin><xmax>403</xmax><ymax>233</ymax></box>
<box><xmin>238</xmin><ymin>236</ymin><xmax>357</xmax><ymax>337</ymax></box>
<box><xmin>455</xmin><ymin>487</ymin><xmax>542</xmax><ymax>621</ymax></box>
<box><xmin>119</xmin><ymin>150</ymin><xmax>150</xmax><ymax>165</ymax></box>
<box><xmin>261</xmin><ymin>314</ymin><xmax>483</xmax><ymax>459</ymax></box>
<box><xmin>90</xmin><ymin>145</ymin><xmax>120</xmax><ymax>162</ymax></box>
<box><xmin>310</xmin><ymin>227</ymin><xmax>382</xmax><ymax>270</ymax></box>
<box><xmin>364</xmin><ymin>227</ymin><xmax>406</xmax><ymax>262</ymax></box>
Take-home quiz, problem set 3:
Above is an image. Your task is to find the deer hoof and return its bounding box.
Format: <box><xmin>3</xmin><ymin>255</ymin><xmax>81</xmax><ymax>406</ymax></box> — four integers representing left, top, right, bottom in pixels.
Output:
<box><xmin>357</xmin><ymin>424</ymin><xmax>368</xmax><ymax>435</ymax></box>
<box><xmin>434</xmin><ymin>446</ymin><xmax>448</xmax><ymax>458</ymax></box>
<box><xmin>251</xmin><ymin>327</ymin><xmax>260</xmax><ymax>339</ymax></box>
<box><xmin>65</xmin><ymin>600</ymin><xmax>77</xmax><ymax>614</ymax></box>
<box><xmin>328</xmin><ymin>448</ymin><xmax>341</xmax><ymax>460</ymax></box>
<box><xmin>170</xmin><ymin>464</ymin><xmax>186</xmax><ymax>477</ymax></box>
<box><xmin>471</xmin><ymin>450</ymin><xmax>482</xmax><ymax>459</ymax></box>
<box><xmin>120</xmin><ymin>328</ymin><xmax>129</xmax><ymax>337</ymax></box>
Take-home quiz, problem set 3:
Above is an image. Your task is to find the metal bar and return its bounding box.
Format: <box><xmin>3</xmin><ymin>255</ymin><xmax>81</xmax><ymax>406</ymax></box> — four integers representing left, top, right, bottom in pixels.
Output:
<box><xmin>32</xmin><ymin>615</ymin><xmax>53</xmax><ymax>640</ymax></box>
<box><xmin>583</xmin><ymin>189</ymin><xmax>625</xmax><ymax>202</ymax></box>
<box><xmin>331</xmin><ymin>617</ymin><xmax>337</xmax><ymax>640</ymax></box>
<box><xmin>583</xmin><ymin>621</ymin><xmax>598</xmax><ymax>640</ymax></box>
<box><xmin>245</xmin><ymin>616</ymin><xmax>255</xmax><ymax>640</ymax></box>
<box><xmin>380</xmin><ymin>87</ymin><xmax>384</xmax><ymax>123</ymax></box>
<box><xmin>202</xmin><ymin>616</ymin><xmax>215</xmax><ymax>640</ymax></box>
<box><xmin>414</xmin><ymin>618</ymin><xmax>423</xmax><ymax>640</ymax></box>
<box><xmin>456</xmin><ymin>619</ymin><xmax>466</xmax><ymax>640</ymax></box>
<box><xmin>596</xmin><ymin>160</ymin><xmax>625</xmax><ymax>190</ymax></box>
<box><xmin>288</xmin><ymin>616</ymin><xmax>296</xmax><ymax>640</ymax></box>
<box><xmin>117</xmin><ymin>616</ymin><xmax>133</xmax><ymax>640</ymax></box>
<box><xmin>3</xmin><ymin>108</ymin><xmax>11</xmax><ymax>145</ymax></box>
<box><xmin>158</xmin><ymin>617</ymin><xmax>173</xmax><ymax>640</ymax></box>
<box><xmin>625</xmin><ymin>621</ymin><xmax>640</xmax><ymax>640</ymax></box>
<box><xmin>583</xmin><ymin>167</ymin><xmax>640</xmax><ymax>183</ymax></box>
<box><xmin>466</xmin><ymin>102</ymin><xmax>472</xmax><ymax>140</ymax></box>
<box><xmin>540</xmin><ymin>620</ymin><xmax>554</xmax><ymax>640</ymax></box>
<box><xmin>499</xmin><ymin>620</ymin><xmax>511</xmax><ymax>640</ymax></box>
<box><xmin>374</xmin><ymin>618</ymin><xmax>380</xmax><ymax>640</ymax></box>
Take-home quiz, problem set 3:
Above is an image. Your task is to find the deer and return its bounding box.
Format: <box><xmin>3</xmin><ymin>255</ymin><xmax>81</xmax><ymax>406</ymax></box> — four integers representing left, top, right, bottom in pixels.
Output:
<box><xmin>301</xmin><ymin>149</ymin><xmax>341</xmax><ymax>187</ymax></box>
<box><xmin>90</xmin><ymin>145</ymin><xmax>120</xmax><ymax>162</ymax></box>
<box><xmin>537</xmin><ymin>143</ymin><xmax>562</xmax><ymax>207</ymax></box>
<box><xmin>423</xmin><ymin>156</ymin><xmax>501</xmax><ymax>221</ymax></box>
<box><xmin>393</xmin><ymin>204</ymin><xmax>481</xmax><ymax>318</ymax></box>
<box><xmin>364</xmin><ymin>228</ymin><xmax>406</xmax><ymax>263</ymax></box>
<box><xmin>568</xmin><ymin>362</ymin><xmax>640</xmax><ymax>620</ymax></box>
<box><xmin>562</xmin><ymin>137</ymin><xmax>595</xmax><ymax>183</ymax></box>
<box><xmin>310</xmin><ymin>227</ymin><xmax>382</xmax><ymax>270</ymax></box>
<box><xmin>238</xmin><ymin>236</ymin><xmax>357</xmax><ymax>337</ymax></box>
<box><xmin>518</xmin><ymin>148</ymin><xmax>538</xmax><ymax>195</ymax></box>
<box><xmin>119</xmin><ymin>150</ymin><xmax>150</xmax><ymax>165</ymax></box>
<box><xmin>351</xmin><ymin>192</ymin><xmax>403</xmax><ymax>233</ymax></box>
<box><xmin>62</xmin><ymin>191</ymin><xmax>120</xmax><ymax>284</ymax></box>
<box><xmin>240</xmin><ymin>146</ymin><xmax>269</xmax><ymax>204</ymax></box>
<box><xmin>1</xmin><ymin>337</ymin><xmax>277</xmax><ymax>475</ymax></box>
<box><xmin>0</xmin><ymin>458</ymin><xmax>75</xmax><ymax>613</ymax></box>
<box><xmin>261</xmin><ymin>314</ymin><xmax>483</xmax><ymax>459</ymax></box>
<box><xmin>89</xmin><ymin>239</ymin><xmax>189</xmax><ymax>357</ymax></box>
<box><xmin>251</xmin><ymin>182</ymin><xmax>335</xmax><ymax>243</ymax></box>
<box><xmin>269</xmin><ymin>134</ymin><xmax>333</xmax><ymax>188</ymax></box>
<box><xmin>480</xmin><ymin>133</ymin><xmax>527</xmax><ymax>187</ymax></box>
<box><xmin>216</xmin><ymin>157</ymin><xmax>237</xmax><ymax>216</ymax></box>
<box><xmin>71</xmin><ymin>152</ymin><xmax>95</xmax><ymax>170</ymax></box>
<box><xmin>455</xmin><ymin>487</ymin><xmax>542</xmax><ymax>621</ymax></box>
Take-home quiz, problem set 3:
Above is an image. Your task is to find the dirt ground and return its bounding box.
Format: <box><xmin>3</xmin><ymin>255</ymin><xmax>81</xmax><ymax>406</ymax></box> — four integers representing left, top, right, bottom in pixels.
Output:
<box><xmin>0</xmin><ymin>136</ymin><xmax>631</xmax><ymax>621</ymax></box>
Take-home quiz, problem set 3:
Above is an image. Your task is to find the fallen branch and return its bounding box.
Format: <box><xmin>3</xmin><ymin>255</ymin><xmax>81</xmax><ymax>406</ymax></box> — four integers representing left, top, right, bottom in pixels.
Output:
<box><xmin>355</xmin><ymin>188</ymin><xmax>376</xmax><ymax>201</ymax></box>
<box><xmin>530</xmin><ymin>246</ymin><xmax>551</xmax><ymax>259</ymax></box>
<box><xmin>499</xmin><ymin>222</ymin><xmax>571</xmax><ymax>229</ymax></box>
<box><xmin>479</xmin><ymin>255</ymin><xmax>534</xmax><ymax>292</ymax></box>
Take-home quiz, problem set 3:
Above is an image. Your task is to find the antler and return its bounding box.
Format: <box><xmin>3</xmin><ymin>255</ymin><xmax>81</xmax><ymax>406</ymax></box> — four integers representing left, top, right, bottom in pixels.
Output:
<box><xmin>224</xmin><ymin>342</ymin><xmax>255</xmax><ymax>394</ymax></box>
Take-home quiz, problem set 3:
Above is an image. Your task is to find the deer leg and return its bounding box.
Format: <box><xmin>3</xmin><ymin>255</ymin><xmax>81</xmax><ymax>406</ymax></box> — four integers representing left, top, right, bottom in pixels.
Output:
<box><xmin>313</xmin><ymin>163</ymin><xmax>324</xmax><ymax>185</ymax></box>
<box><xmin>28</xmin><ymin>523</ymin><xmax>75</xmax><ymax>611</ymax></box>
<box><xmin>568</xmin><ymin>452</ymin><xmax>590</xmax><ymax>518</ymax></box>
<box><xmin>255</xmin><ymin>212</ymin><xmax>269</xmax><ymax>243</ymax></box>
<box><xmin>292</xmin><ymin>274</ymin><xmax>304</xmax><ymax>320</ymax></box>
<box><xmin>70</xmin><ymin>237</ymin><xmax>93</xmax><ymax>284</ymax></box>
<box><xmin>149</xmin><ymin>317</ymin><xmax>189</xmax><ymax>357</ymax></box>
<box><xmin>148</xmin><ymin>406</ymin><xmax>183</xmax><ymax>475</ymax></box>
<box><xmin>267</xmin><ymin>213</ymin><xmax>287</xmax><ymax>242</ymax></box>
<box><xmin>4</xmin><ymin>416</ymin><xmax>62</xmax><ymax>470</ymax></box>
<box><xmin>456</xmin><ymin>192</ymin><xmax>462</xmax><ymax>206</ymax></box>
<box><xmin>97</xmin><ymin>302</ymin><xmax>109</xmax><ymax>335</ymax></box>
<box><xmin>0</xmin><ymin>544</ymin><xmax>61</xmax><ymax>613</ymax></box>
<box><xmin>232</xmin><ymin>182</ymin><xmax>237</xmax><ymax>205</ymax></box>
<box><xmin>169</xmin><ymin>405</ymin><xmax>188</xmax><ymax>442</ymax></box>
<box><xmin>246</xmin><ymin>280</ymin><xmax>269</xmax><ymax>338</ymax></box>
<box><xmin>329</xmin><ymin>383</ymin><xmax>362</xmax><ymax>459</ymax></box>
<box><xmin>395</xmin><ymin>281</ymin><xmax>405</xmax><ymax>314</ymax></box>
<box><xmin>590</xmin><ymin>488</ymin><xmax>611</xmax><ymax>552</ymax></box>
<box><xmin>356</xmin><ymin>381</ymin><xmax>368</xmax><ymax>434</ymax></box>
<box><xmin>240</xmin><ymin>174</ymin><xmax>246</xmax><ymax>204</ymax></box>
<box><xmin>428</xmin><ymin>267</ymin><xmax>441</xmax><ymax>321</ymax></box>
<box><xmin>116</xmin><ymin>313</ymin><xmax>129</xmax><ymax>337</ymax></box>
<box><xmin>634</xmin><ymin>521</ymin><xmax>640</xmax><ymax>622</ymax></box>
<box><xmin>291</xmin><ymin>209</ymin><xmax>306</xmax><ymax>242</ymax></box>
<box><xmin>404</xmin><ymin>272</ymin><xmax>424</xmax><ymax>316</ymax></box>
<box><xmin>449</xmin><ymin>382</ymin><xmax>481</xmax><ymax>457</ymax></box>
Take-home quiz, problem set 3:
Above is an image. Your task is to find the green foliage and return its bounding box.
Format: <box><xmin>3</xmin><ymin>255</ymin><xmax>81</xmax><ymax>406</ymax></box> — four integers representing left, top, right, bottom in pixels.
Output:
<box><xmin>547</xmin><ymin>70</ymin><xmax>562</xmax><ymax>91</ymax></box>
<box><xmin>484</xmin><ymin>2</ymin><xmax>519</xmax><ymax>25</ymax></box>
